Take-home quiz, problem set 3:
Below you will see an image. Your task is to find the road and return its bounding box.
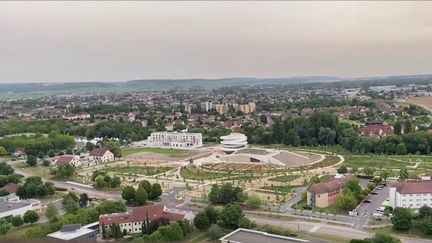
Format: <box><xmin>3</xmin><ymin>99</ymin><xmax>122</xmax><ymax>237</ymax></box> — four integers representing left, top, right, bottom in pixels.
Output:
<box><xmin>353</xmin><ymin>185</ymin><xmax>390</xmax><ymax>229</ymax></box>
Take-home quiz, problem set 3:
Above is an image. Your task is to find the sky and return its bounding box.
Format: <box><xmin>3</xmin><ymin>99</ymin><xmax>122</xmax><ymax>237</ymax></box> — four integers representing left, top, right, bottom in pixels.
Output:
<box><xmin>1</xmin><ymin>1</ymin><xmax>432</xmax><ymax>83</ymax></box>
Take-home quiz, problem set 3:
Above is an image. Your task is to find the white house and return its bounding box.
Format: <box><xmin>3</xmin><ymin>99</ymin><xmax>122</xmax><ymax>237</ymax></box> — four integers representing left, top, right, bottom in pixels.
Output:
<box><xmin>89</xmin><ymin>148</ymin><xmax>114</xmax><ymax>164</ymax></box>
<box><xmin>54</xmin><ymin>155</ymin><xmax>81</xmax><ymax>167</ymax></box>
<box><xmin>389</xmin><ymin>180</ymin><xmax>432</xmax><ymax>210</ymax></box>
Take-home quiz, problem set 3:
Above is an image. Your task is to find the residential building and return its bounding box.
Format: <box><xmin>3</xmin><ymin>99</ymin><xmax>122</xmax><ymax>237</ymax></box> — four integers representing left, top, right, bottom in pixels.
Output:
<box><xmin>89</xmin><ymin>148</ymin><xmax>115</xmax><ymax>164</ymax></box>
<box><xmin>1</xmin><ymin>183</ymin><xmax>18</xmax><ymax>194</ymax></box>
<box><xmin>48</xmin><ymin>223</ymin><xmax>98</xmax><ymax>242</ymax></box>
<box><xmin>214</xmin><ymin>104</ymin><xmax>229</xmax><ymax>115</ymax></box>
<box><xmin>307</xmin><ymin>175</ymin><xmax>354</xmax><ymax>208</ymax></box>
<box><xmin>389</xmin><ymin>180</ymin><xmax>432</xmax><ymax>210</ymax></box>
<box><xmin>99</xmin><ymin>204</ymin><xmax>190</xmax><ymax>235</ymax></box>
<box><xmin>54</xmin><ymin>155</ymin><xmax>81</xmax><ymax>167</ymax></box>
<box><xmin>239</xmin><ymin>102</ymin><xmax>256</xmax><ymax>114</ymax></box>
<box><xmin>219</xmin><ymin>228</ymin><xmax>310</xmax><ymax>243</ymax></box>
<box><xmin>358</xmin><ymin>124</ymin><xmax>394</xmax><ymax>137</ymax></box>
<box><xmin>145</xmin><ymin>131</ymin><xmax>203</xmax><ymax>148</ymax></box>
<box><xmin>0</xmin><ymin>197</ymin><xmax>41</xmax><ymax>220</ymax></box>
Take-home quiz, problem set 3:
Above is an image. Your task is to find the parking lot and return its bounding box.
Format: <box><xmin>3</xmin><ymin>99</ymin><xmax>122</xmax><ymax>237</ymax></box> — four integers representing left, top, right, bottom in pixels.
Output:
<box><xmin>352</xmin><ymin>182</ymin><xmax>389</xmax><ymax>229</ymax></box>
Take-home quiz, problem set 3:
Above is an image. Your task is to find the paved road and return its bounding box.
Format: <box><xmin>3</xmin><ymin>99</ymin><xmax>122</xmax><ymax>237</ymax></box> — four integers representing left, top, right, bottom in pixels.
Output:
<box><xmin>353</xmin><ymin>185</ymin><xmax>389</xmax><ymax>229</ymax></box>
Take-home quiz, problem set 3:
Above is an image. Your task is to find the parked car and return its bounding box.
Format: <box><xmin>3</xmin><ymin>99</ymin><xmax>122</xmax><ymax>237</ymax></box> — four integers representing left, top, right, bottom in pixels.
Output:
<box><xmin>363</xmin><ymin>200</ymin><xmax>372</xmax><ymax>203</ymax></box>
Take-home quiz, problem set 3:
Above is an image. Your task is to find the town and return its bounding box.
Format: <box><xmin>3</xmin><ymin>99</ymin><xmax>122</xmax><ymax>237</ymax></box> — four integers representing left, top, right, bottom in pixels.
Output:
<box><xmin>1</xmin><ymin>78</ymin><xmax>432</xmax><ymax>243</ymax></box>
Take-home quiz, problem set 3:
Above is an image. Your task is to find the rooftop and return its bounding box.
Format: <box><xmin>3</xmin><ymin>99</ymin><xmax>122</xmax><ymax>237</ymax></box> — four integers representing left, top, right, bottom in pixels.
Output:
<box><xmin>392</xmin><ymin>180</ymin><xmax>432</xmax><ymax>194</ymax></box>
<box><xmin>48</xmin><ymin>223</ymin><xmax>97</xmax><ymax>240</ymax></box>
<box><xmin>219</xmin><ymin>228</ymin><xmax>310</xmax><ymax>243</ymax></box>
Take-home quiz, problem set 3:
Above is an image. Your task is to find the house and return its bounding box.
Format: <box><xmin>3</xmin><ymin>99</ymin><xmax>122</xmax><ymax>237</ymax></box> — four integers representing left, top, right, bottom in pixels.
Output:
<box><xmin>358</xmin><ymin>124</ymin><xmax>393</xmax><ymax>137</ymax></box>
<box><xmin>99</xmin><ymin>204</ymin><xmax>191</xmax><ymax>235</ymax></box>
<box><xmin>1</xmin><ymin>183</ymin><xmax>18</xmax><ymax>194</ymax></box>
<box><xmin>89</xmin><ymin>148</ymin><xmax>114</xmax><ymax>164</ymax></box>
<box><xmin>307</xmin><ymin>175</ymin><xmax>354</xmax><ymax>208</ymax></box>
<box><xmin>48</xmin><ymin>223</ymin><xmax>98</xmax><ymax>242</ymax></box>
<box><xmin>219</xmin><ymin>228</ymin><xmax>310</xmax><ymax>243</ymax></box>
<box><xmin>55</xmin><ymin>155</ymin><xmax>81</xmax><ymax>167</ymax></box>
<box><xmin>13</xmin><ymin>147</ymin><xmax>26</xmax><ymax>157</ymax></box>
<box><xmin>389</xmin><ymin>180</ymin><xmax>432</xmax><ymax>210</ymax></box>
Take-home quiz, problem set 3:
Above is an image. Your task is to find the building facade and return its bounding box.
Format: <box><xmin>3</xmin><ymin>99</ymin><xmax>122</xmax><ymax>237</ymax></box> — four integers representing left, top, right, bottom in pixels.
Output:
<box><xmin>389</xmin><ymin>180</ymin><xmax>432</xmax><ymax>210</ymax></box>
<box><xmin>0</xmin><ymin>196</ymin><xmax>41</xmax><ymax>220</ymax></box>
<box><xmin>220</xmin><ymin>133</ymin><xmax>248</xmax><ymax>152</ymax></box>
<box><xmin>89</xmin><ymin>148</ymin><xmax>115</xmax><ymax>164</ymax></box>
<box><xmin>99</xmin><ymin>204</ymin><xmax>187</xmax><ymax>235</ymax></box>
<box><xmin>307</xmin><ymin>175</ymin><xmax>354</xmax><ymax>208</ymax></box>
<box><xmin>145</xmin><ymin>132</ymin><xmax>202</xmax><ymax>148</ymax></box>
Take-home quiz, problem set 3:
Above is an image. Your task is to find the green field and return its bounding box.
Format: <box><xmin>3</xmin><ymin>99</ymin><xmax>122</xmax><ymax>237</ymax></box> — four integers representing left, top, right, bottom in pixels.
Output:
<box><xmin>121</xmin><ymin>147</ymin><xmax>191</xmax><ymax>157</ymax></box>
<box><xmin>102</xmin><ymin>166</ymin><xmax>172</xmax><ymax>176</ymax></box>
<box><xmin>260</xmin><ymin>185</ymin><xmax>296</xmax><ymax>194</ymax></box>
<box><xmin>180</xmin><ymin>166</ymin><xmax>231</xmax><ymax>180</ymax></box>
<box><xmin>268</xmin><ymin>174</ymin><xmax>301</xmax><ymax>182</ymax></box>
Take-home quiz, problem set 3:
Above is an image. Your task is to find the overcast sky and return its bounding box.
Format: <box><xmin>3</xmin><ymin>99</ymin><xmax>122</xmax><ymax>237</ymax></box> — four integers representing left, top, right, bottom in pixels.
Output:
<box><xmin>1</xmin><ymin>1</ymin><xmax>432</xmax><ymax>83</ymax></box>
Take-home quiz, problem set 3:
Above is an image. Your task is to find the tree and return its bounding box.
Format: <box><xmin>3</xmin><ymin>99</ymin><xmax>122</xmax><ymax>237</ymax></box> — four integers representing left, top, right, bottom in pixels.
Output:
<box><xmin>207</xmin><ymin>224</ymin><xmax>223</xmax><ymax>240</ymax></box>
<box><xmin>345</xmin><ymin>179</ymin><xmax>362</xmax><ymax>201</ymax></box>
<box><xmin>204</xmin><ymin>206</ymin><xmax>219</xmax><ymax>224</ymax></box>
<box><xmin>0</xmin><ymin>219</ymin><xmax>11</xmax><ymax>237</ymax></box>
<box><xmin>398</xmin><ymin>168</ymin><xmax>409</xmax><ymax>180</ymax></box>
<box><xmin>23</xmin><ymin>210</ymin><xmax>39</xmax><ymax>225</ymax></box>
<box><xmin>110</xmin><ymin>176</ymin><xmax>121</xmax><ymax>188</ymax></box>
<box><xmin>247</xmin><ymin>194</ymin><xmax>262</xmax><ymax>208</ymax></box>
<box><xmin>42</xmin><ymin>160</ymin><xmax>50</xmax><ymax>166</ymax></box>
<box><xmin>318</xmin><ymin>127</ymin><xmax>336</xmax><ymax>145</ymax></box>
<box><xmin>380</xmin><ymin>170</ymin><xmax>390</xmax><ymax>182</ymax></box>
<box><xmin>337</xmin><ymin>165</ymin><xmax>348</xmax><ymax>174</ymax></box>
<box><xmin>364</xmin><ymin>233</ymin><xmax>401</xmax><ymax>243</ymax></box>
<box><xmin>159</xmin><ymin>222</ymin><xmax>184</xmax><ymax>241</ymax></box>
<box><xmin>122</xmin><ymin>186</ymin><xmax>136</xmax><ymax>202</ymax></box>
<box><xmin>208</xmin><ymin>184</ymin><xmax>220</xmax><ymax>204</ymax></box>
<box><xmin>94</xmin><ymin>175</ymin><xmax>106</xmax><ymax>189</ymax></box>
<box><xmin>48</xmin><ymin>150</ymin><xmax>56</xmax><ymax>157</ymax></box>
<box><xmin>396</xmin><ymin>143</ymin><xmax>407</xmax><ymax>155</ymax></box>
<box><xmin>194</xmin><ymin>212</ymin><xmax>211</xmax><ymax>230</ymax></box>
<box><xmin>54</xmin><ymin>164</ymin><xmax>76</xmax><ymax>178</ymax></box>
<box><xmin>46</xmin><ymin>203</ymin><xmax>58</xmax><ymax>222</ymax></box>
<box><xmin>394</xmin><ymin>121</ymin><xmax>402</xmax><ymax>135</ymax></box>
<box><xmin>335</xmin><ymin>192</ymin><xmax>357</xmax><ymax>211</ymax></box>
<box><xmin>238</xmin><ymin>217</ymin><xmax>252</xmax><ymax>229</ymax></box>
<box><xmin>391</xmin><ymin>207</ymin><xmax>412</xmax><ymax>231</ymax></box>
<box><xmin>0</xmin><ymin>162</ymin><xmax>13</xmax><ymax>175</ymax></box>
<box><xmin>64</xmin><ymin>196</ymin><xmax>80</xmax><ymax>214</ymax></box>
<box><xmin>139</xmin><ymin>180</ymin><xmax>152</xmax><ymax>193</ymax></box>
<box><xmin>149</xmin><ymin>183</ymin><xmax>162</xmax><ymax>199</ymax></box>
<box><xmin>104</xmin><ymin>140</ymin><xmax>122</xmax><ymax>158</ymax></box>
<box><xmin>95</xmin><ymin>200</ymin><xmax>126</xmax><ymax>215</ymax></box>
<box><xmin>10</xmin><ymin>215</ymin><xmax>24</xmax><ymax>229</ymax></box>
<box><xmin>421</xmin><ymin>217</ymin><xmax>432</xmax><ymax>235</ymax></box>
<box><xmin>221</xmin><ymin>203</ymin><xmax>244</xmax><ymax>229</ymax></box>
<box><xmin>419</xmin><ymin>205</ymin><xmax>432</xmax><ymax>219</ymax></box>
<box><xmin>85</xmin><ymin>142</ymin><xmax>95</xmax><ymax>152</ymax></box>
<box><xmin>0</xmin><ymin>146</ymin><xmax>7</xmax><ymax>156</ymax></box>
<box><xmin>135</xmin><ymin>187</ymin><xmax>148</xmax><ymax>206</ymax></box>
<box><xmin>26</xmin><ymin>155</ymin><xmax>37</xmax><ymax>167</ymax></box>
<box><xmin>79</xmin><ymin>193</ymin><xmax>89</xmax><ymax>207</ymax></box>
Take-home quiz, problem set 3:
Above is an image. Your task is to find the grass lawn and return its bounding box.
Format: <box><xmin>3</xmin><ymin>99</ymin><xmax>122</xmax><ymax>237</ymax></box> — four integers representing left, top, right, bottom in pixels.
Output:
<box><xmin>122</xmin><ymin>147</ymin><xmax>191</xmax><ymax>157</ymax></box>
<box><xmin>17</xmin><ymin>163</ymin><xmax>51</xmax><ymax>177</ymax></box>
<box><xmin>371</xmin><ymin>225</ymin><xmax>432</xmax><ymax>240</ymax></box>
<box><xmin>180</xmin><ymin>167</ymin><xmax>230</xmax><ymax>180</ymax></box>
<box><xmin>102</xmin><ymin>166</ymin><xmax>172</xmax><ymax>176</ymax></box>
<box><xmin>268</xmin><ymin>174</ymin><xmax>301</xmax><ymax>182</ymax></box>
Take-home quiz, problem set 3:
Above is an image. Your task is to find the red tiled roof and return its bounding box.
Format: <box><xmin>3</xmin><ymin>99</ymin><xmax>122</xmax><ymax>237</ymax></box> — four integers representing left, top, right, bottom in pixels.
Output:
<box><xmin>99</xmin><ymin>204</ymin><xmax>184</xmax><ymax>225</ymax></box>
<box><xmin>308</xmin><ymin>175</ymin><xmax>354</xmax><ymax>194</ymax></box>
<box><xmin>55</xmin><ymin>155</ymin><xmax>75</xmax><ymax>165</ymax></box>
<box><xmin>392</xmin><ymin>181</ymin><xmax>432</xmax><ymax>194</ymax></box>
<box><xmin>1</xmin><ymin>183</ymin><xmax>18</xmax><ymax>193</ymax></box>
<box><xmin>89</xmin><ymin>148</ymin><xmax>109</xmax><ymax>157</ymax></box>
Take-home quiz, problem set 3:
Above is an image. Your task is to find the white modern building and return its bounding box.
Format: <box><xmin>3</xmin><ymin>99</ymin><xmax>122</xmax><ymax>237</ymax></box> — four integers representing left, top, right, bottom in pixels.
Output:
<box><xmin>0</xmin><ymin>196</ymin><xmax>41</xmax><ymax>220</ymax></box>
<box><xmin>220</xmin><ymin>133</ymin><xmax>248</xmax><ymax>152</ymax></box>
<box><xmin>145</xmin><ymin>132</ymin><xmax>202</xmax><ymax>148</ymax></box>
<box><xmin>389</xmin><ymin>180</ymin><xmax>432</xmax><ymax>210</ymax></box>
<box><xmin>48</xmin><ymin>223</ymin><xmax>98</xmax><ymax>242</ymax></box>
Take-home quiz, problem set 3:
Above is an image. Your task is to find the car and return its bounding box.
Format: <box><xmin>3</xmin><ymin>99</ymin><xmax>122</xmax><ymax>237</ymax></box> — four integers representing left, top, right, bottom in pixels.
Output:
<box><xmin>377</xmin><ymin>206</ymin><xmax>385</xmax><ymax>212</ymax></box>
<box><xmin>376</xmin><ymin>187</ymin><xmax>382</xmax><ymax>190</ymax></box>
<box><xmin>363</xmin><ymin>200</ymin><xmax>372</xmax><ymax>203</ymax></box>
<box><xmin>371</xmin><ymin>192</ymin><xmax>378</xmax><ymax>195</ymax></box>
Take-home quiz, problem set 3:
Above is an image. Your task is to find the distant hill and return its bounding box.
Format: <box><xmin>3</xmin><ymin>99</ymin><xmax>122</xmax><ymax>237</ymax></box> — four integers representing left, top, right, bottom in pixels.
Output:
<box><xmin>0</xmin><ymin>75</ymin><xmax>431</xmax><ymax>99</ymax></box>
<box><xmin>0</xmin><ymin>76</ymin><xmax>339</xmax><ymax>99</ymax></box>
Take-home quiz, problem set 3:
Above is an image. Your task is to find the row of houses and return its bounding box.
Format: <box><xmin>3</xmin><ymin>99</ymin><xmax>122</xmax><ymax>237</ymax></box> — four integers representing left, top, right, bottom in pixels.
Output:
<box><xmin>51</xmin><ymin>148</ymin><xmax>114</xmax><ymax>167</ymax></box>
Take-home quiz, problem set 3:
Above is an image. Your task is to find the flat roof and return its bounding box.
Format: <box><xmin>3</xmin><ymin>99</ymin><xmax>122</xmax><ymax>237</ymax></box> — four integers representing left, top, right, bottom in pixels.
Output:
<box><xmin>220</xmin><ymin>228</ymin><xmax>309</xmax><ymax>243</ymax></box>
<box><xmin>48</xmin><ymin>227</ymin><xmax>96</xmax><ymax>240</ymax></box>
<box><xmin>0</xmin><ymin>201</ymin><xmax>31</xmax><ymax>213</ymax></box>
